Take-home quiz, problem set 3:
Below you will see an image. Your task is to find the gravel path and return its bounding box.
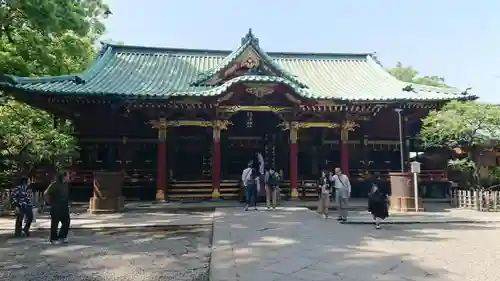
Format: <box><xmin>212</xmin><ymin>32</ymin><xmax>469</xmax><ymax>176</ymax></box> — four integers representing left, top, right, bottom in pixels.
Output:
<box><xmin>0</xmin><ymin>227</ymin><xmax>211</xmax><ymax>281</ymax></box>
<box><xmin>211</xmin><ymin>207</ymin><xmax>500</xmax><ymax>281</ymax></box>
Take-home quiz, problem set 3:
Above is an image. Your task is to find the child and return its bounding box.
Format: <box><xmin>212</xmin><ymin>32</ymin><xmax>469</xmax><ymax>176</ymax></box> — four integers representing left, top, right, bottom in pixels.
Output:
<box><xmin>368</xmin><ymin>183</ymin><xmax>389</xmax><ymax>229</ymax></box>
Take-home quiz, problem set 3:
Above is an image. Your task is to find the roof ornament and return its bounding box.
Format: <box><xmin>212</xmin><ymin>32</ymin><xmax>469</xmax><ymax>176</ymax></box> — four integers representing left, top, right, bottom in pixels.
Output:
<box><xmin>241</xmin><ymin>28</ymin><xmax>259</xmax><ymax>46</ymax></box>
<box><xmin>402</xmin><ymin>84</ymin><xmax>416</xmax><ymax>93</ymax></box>
<box><xmin>461</xmin><ymin>87</ymin><xmax>472</xmax><ymax>96</ymax></box>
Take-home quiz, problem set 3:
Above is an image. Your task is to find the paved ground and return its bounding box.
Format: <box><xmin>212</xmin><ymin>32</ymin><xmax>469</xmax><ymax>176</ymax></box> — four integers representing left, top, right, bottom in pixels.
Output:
<box><xmin>0</xmin><ymin>227</ymin><xmax>211</xmax><ymax>281</ymax></box>
<box><xmin>211</xmin><ymin>207</ymin><xmax>500</xmax><ymax>281</ymax></box>
<box><xmin>2</xmin><ymin>207</ymin><xmax>500</xmax><ymax>281</ymax></box>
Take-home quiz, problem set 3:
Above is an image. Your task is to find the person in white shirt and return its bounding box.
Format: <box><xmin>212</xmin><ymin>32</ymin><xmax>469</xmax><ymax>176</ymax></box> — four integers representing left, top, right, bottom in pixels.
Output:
<box><xmin>330</xmin><ymin>167</ymin><xmax>351</xmax><ymax>222</ymax></box>
<box><xmin>241</xmin><ymin>163</ymin><xmax>258</xmax><ymax>211</ymax></box>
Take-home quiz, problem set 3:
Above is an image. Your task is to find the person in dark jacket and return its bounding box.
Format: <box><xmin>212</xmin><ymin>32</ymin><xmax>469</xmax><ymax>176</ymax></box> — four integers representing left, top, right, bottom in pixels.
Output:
<box><xmin>11</xmin><ymin>177</ymin><xmax>33</xmax><ymax>237</ymax></box>
<box><xmin>44</xmin><ymin>172</ymin><xmax>70</xmax><ymax>244</ymax></box>
<box><xmin>368</xmin><ymin>183</ymin><xmax>389</xmax><ymax>229</ymax></box>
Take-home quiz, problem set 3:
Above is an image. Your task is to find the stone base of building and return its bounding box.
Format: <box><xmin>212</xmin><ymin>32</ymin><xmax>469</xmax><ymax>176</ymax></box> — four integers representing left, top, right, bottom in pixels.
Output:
<box><xmin>88</xmin><ymin>196</ymin><xmax>125</xmax><ymax>214</ymax></box>
<box><xmin>389</xmin><ymin>196</ymin><xmax>424</xmax><ymax>212</ymax></box>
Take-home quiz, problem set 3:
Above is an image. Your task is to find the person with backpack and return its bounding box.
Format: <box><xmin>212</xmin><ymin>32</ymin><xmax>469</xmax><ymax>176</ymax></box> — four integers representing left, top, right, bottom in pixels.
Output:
<box><xmin>44</xmin><ymin>172</ymin><xmax>70</xmax><ymax>244</ymax></box>
<box><xmin>11</xmin><ymin>176</ymin><xmax>34</xmax><ymax>237</ymax></box>
<box><xmin>368</xmin><ymin>183</ymin><xmax>389</xmax><ymax>229</ymax></box>
<box><xmin>241</xmin><ymin>164</ymin><xmax>258</xmax><ymax>211</ymax></box>
<box><xmin>264</xmin><ymin>167</ymin><xmax>280</xmax><ymax>210</ymax></box>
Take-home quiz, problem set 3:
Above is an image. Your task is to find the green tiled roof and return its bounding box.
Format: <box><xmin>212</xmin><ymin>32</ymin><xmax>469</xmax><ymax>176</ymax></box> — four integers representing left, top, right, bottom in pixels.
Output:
<box><xmin>0</xmin><ymin>30</ymin><xmax>474</xmax><ymax>102</ymax></box>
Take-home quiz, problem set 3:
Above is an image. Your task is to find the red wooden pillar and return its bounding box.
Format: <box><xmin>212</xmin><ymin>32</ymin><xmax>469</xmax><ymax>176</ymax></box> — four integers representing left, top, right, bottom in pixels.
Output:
<box><xmin>211</xmin><ymin>126</ymin><xmax>221</xmax><ymax>198</ymax></box>
<box><xmin>289</xmin><ymin>126</ymin><xmax>299</xmax><ymax>198</ymax></box>
<box><xmin>340</xmin><ymin>127</ymin><xmax>349</xmax><ymax>175</ymax></box>
<box><xmin>152</xmin><ymin>118</ymin><xmax>168</xmax><ymax>201</ymax></box>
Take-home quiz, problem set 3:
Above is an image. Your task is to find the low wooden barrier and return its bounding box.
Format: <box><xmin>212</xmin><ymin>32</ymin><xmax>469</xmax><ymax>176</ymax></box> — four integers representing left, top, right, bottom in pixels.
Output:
<box><xmin>452</xmin><ymin>189</ymin><xmax>500</xmax><ymax>212</ymax></box>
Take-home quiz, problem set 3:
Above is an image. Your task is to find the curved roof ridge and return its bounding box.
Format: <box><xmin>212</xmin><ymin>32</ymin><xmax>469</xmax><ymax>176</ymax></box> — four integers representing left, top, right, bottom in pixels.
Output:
<box><xmin>103</xmin><ymin>42</ymin><xmax>374</xmax><ymax>59</ymax></box>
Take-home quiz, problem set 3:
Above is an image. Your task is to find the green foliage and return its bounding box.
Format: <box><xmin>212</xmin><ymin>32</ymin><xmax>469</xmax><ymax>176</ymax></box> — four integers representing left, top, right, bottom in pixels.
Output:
<box><xmin>420</xmin><ymin>101</ymin><xmax>500</xmax><ymax>187</ymax></box>
<box><xmin>0</xmin><ymin>100</ymin><xmax>78</xmax><ymax>181</ymax></box>
<box><xmin>420</xmin><ymin>101</ymin><xmax>500</xmax><ymax>149</ymax></box>
<box><xmin>388</xmin><ymin>62</ymin><xmax>449</xmax><ymax>88</ymax></box>
<box><xmin>0</xmin><ymin>0</ymin><xmax>110</xmax><ymax>76</ymax></box>
<box><xmin>0</xmin><ymin>0</ymin><xmax>111</xmax><ymax>185</ymax></box>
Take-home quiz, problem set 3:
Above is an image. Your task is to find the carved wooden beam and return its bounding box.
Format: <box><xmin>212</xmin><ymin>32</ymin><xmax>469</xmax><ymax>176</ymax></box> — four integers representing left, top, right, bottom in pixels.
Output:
<box><xmin>218</xmin><ymin>105</ymin><xmax>290</xmax><ymax>113</ymax></box>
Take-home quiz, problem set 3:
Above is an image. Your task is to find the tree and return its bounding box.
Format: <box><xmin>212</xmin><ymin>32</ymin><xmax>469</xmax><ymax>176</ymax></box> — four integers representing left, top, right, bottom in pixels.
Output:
<box><xmin>0</xmin><ymin>100</ymin><xmax>78</xmax><ymax>180</ymax></box>
<box><xmin>388</xmin><ymin>62</ymin><xmax>449</xmax><ymax>88</ymax></box>
<box><xmin>419</xmin><ymin>101</ymin><xmax>500</xmax><ymax>188</ymax></box>
<box><xmin>0</xmin><ymin>0</ymin><xmax>111</xmax><ymax>184</ymax></box>
<box><xmin>0</xmin><ymin>0</ymin><xmax>111</xmax><ymax>76</ymax></box>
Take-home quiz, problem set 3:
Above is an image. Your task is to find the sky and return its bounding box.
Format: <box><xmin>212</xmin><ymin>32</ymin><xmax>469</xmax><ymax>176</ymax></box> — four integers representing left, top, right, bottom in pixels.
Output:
<box><xmin>103</xmin><ymin>0</ymin><xmax>500</xmax><ymax>103</ymax></box>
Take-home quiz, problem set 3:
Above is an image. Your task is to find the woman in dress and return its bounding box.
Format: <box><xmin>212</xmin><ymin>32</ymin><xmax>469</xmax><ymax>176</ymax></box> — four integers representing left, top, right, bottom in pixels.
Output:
<box><xmin>317</xmin><ymin>170</ymin><xmax>330</xmax><ymax>219</ymax></box>
<box><xmin>368</xmin><ymin>183</ymin><xmax>389</xmax><ymax>229</ymax></box>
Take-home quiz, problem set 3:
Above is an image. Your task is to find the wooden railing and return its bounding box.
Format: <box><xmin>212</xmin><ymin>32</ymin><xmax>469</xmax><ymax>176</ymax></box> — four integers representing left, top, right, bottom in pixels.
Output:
<box><xmin>452</xmin><ymin>189</ymin><xmax>500</xmax><ymax>212</ymax></box>
<box><xmin>31</xmin><ymin>169</ymin><xmax>156</xmax><ymax>185</ymax></box>
<box><xmin>348</xmin><ymin>169</ymin><xmax>447</xmax><ymax>181</ymax></box>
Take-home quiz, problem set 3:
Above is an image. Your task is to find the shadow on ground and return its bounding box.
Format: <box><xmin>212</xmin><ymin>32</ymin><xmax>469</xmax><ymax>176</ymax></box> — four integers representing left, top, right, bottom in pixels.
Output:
<box><xmin>211</xmin><ymin>208</ymin><xmax>499</xmax><ymax>281</ymax></box>
<box><xmin>0</xmin><ymin>226</ymin><xmax>212</xmax><ymax>281</ymax></box>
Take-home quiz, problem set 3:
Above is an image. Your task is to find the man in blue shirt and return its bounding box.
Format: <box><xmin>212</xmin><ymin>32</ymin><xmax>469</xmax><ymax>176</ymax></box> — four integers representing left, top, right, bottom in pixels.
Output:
<box><xmin>11</xmin><ymin>176</ymin><xmax>34</xmax><ymax>237</ymax></box>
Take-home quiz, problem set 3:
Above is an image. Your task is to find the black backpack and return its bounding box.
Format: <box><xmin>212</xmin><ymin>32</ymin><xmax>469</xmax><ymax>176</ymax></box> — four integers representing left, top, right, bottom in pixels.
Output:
<box><xmin>269</xmin><ymin>172</ymin><xmax>280</xmax><ymax>187</ymax></box>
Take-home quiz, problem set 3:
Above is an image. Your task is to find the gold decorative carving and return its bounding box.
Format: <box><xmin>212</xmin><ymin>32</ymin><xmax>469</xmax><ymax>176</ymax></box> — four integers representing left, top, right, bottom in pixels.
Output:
<box><xmin>342</xmin><ymin>120</ymin><xmax>359</xmax><ymax>131</ymax></box>
<box><xmin>292</xmin><ymin>121</ymin><xmax>340</xmax><ymax>129</ymax></box>
<box><xmin>245</xmin><ymin>85</ymin><xmax>274</xmax><ymax>98</ymax></box>
<box><xmin>213</xmin><ymin>119</ymin><xmax>232</xmax><ymax>130</ymax></box>
<box><xmin>240</xmin><ymin>48</ymin><xmax>260</xmax><ymax>69</ymax></box>
<box><xmin>150</xmin><ymin>118</ymin><xmax>168</xmax><ymax>141</ymax></box>
<box><xmin>241</xmin><ymin>56</ymin><xmax>259</xmax><ymax>69</ymax></box>
<box><xmin>278</xmin><ymin>121</ymin><xmax>339</xmax><ymax>130</ymax></box>
<box><xmin>218</xmin><ymin>105</ymin><xmax>289</xmax><ymax>113</ymax></box>
<box><xmin>340</xmin><ymin>120</ymin><xmax>359</xmax><ymax>142</ymax></box>
<box><xmin>166</xmin><ymin>120</ymin><xmax>213</xmax><ymax>127</ymax></box>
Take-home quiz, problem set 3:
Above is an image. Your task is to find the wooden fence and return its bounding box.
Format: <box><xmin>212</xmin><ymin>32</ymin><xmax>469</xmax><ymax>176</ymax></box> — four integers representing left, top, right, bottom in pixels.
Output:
<box><xmin>0</xmin><ymin>189</ymin><xmax>44</xmax><ymax>215</ymax></box>
<box><xmin>451</xmin><ymin>189</ymin><xmax>500</xmax><ymax>212</ymax></box>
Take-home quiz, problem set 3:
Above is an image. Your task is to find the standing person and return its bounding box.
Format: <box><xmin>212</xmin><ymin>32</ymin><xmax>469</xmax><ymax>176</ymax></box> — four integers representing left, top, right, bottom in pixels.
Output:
<box><xmin>317</xmin><ymin>170</ymin><xmax>330</xmax><ymax>219</ymax></box>
<box><xmin>368</xmin><ymin>183</ymin><xmax>389</xmax><ymax>229</ymax></box>
<box><xmin>11</xmin><ymin>177</ymin><xmax>34</xmax><ymax>237</ymax></box>
<box><xmin>264</xmin><ymin>167</ymin><xmax>280</xmax><ymax>210</ymax></box>
<box><xmin>241</xmin><ymin>164</ymin><xmax>258</xmax><ymax>211</ymax></box>
<box><xmin>330</xmin><ymin>168</ymin><xmax>351</xmax><ymax>222</ymax></box>
<box><xmin>44</xmin><ymin>172</ymin><xmax>70</xmax><ymax>244</ymax></box>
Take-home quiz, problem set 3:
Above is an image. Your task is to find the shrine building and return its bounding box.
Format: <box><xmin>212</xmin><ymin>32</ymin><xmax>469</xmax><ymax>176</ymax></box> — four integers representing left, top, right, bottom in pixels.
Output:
<box><xmin>0</xmin><ymin>29</ymin><xmax>475</xmax><ymax>202</ymax></box>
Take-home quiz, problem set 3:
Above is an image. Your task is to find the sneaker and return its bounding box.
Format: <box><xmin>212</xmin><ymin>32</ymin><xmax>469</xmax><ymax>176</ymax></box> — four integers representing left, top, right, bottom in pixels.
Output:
<box><xmin>254</xmin><ymin>207</ymin><xmax>258</xmax><ymax>211</ymax></box>
<box><xmin>48</xmin><ymin>240</ymin><xmax>59</xmax><ymax>245</ymax></box>
<box><xmin>22</xmin><ymin>229</ymin><xmax>30</xmax><ymax>237</ymax></box>
<box><xmin>267</xmin><ymin>207</ymin><xmax>271</xmax><ymax>211</ymax></box>
<box><xmin>244</xmin><ymin>206</ymin><xmax>249</xmax><ymax>211</ymax></box>
<box><xmin>60</xmin><ymin>238</ymin><xmax>68</xmax><ymax>244</ymax></box>
<box><xmin>272</xmin><ymin>207</ymin><xmax>276</xmax><ymax>211</ymax></box>
<box><xmin>336</xmin><ymin>216</ymin><xmax>343</xmax><ymax>221</ymax></box>
<box><xmin>322</xmin><ymin>214</ymin><xmax>328</xmax><ymax>220</ymax></box>
<box><xmin>375</xmin><ymin>225</ymin><xmax>381</xmax><ymax>230</ymax></box>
